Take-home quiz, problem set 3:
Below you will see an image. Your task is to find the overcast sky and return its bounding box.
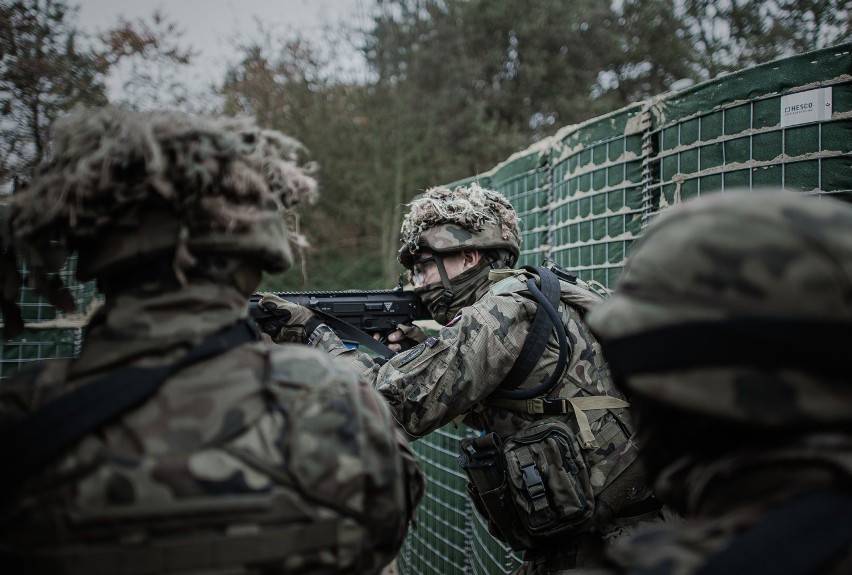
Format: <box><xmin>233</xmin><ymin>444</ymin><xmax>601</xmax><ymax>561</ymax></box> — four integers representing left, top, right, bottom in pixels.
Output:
<box><xmin>76</xmin><ymin>0</ymin><xmax>372</xmax><ymax>97</ymax></box>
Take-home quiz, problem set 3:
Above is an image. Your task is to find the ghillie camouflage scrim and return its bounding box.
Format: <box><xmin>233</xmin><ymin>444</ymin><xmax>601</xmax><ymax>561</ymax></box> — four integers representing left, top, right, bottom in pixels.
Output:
<box><xmin>398</xmin><ymin>183</ymin><xmax>522</xmax><ymax>268</ymax></box>
<box><xmin>576</xmin><ymin>190</ymin><xmax>852</xmax><ymax>575</ymax></box>
<box><xmin>1</xmin><ymin>106</ymin><xmax>318</xmax><ymax>336</ymax></box>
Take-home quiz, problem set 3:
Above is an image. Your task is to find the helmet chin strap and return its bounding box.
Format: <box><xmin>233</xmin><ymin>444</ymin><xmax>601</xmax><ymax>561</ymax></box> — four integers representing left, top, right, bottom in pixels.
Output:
<box><xmin>431</xmin><ymin>250</ymin><xmax>503</xmax><ymax>320</ymax></box>
<box><xmin>433</xmin><ymin>254</ymin><xmax>456</xmax><ymax>318</ymax></box>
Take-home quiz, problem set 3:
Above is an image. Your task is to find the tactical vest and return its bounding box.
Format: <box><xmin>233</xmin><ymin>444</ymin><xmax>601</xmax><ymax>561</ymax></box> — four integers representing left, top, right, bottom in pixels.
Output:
<box><xmin>458</xmin><ymin>265</ymin><xmax>642</xmax><ymax>551</ymax></box>
<box><xmin>487</xmin><ymin>265</ymin><xmax>627</xmax><ymax>448</ymax></box>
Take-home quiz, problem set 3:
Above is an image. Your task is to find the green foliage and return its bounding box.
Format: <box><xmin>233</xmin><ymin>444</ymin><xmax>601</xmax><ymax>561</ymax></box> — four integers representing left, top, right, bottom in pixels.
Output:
<box><xmin>98</xmin><ymin>11</ymin><xmax>198</xmax><ymax>110</ymax></box>
<box><xmin>601</xmin><ymin>0</ymin><xmax>698</xmax><ymax>103</ymax></box>
<box><xmin>220</xmin><ymin>23</ymin><xmax>440</xmax><ymax>287</ymax></box>
<box><xmin>365</xmin><ymin>0</ymin><xmax>623</xmax><ymax>145</ymax></box>
<box><xmin>260</xmin><ymin>252</ymin><xmax>397</xmax><ymax>292</ymax></box>
<box><xmin>677</xmin><ymin>0</ymin><xmax>851</xmax><ymax>79</ymax></box>
<box><xmin>0</xmin><ymin>0</ymin><xmax>109</xmax><ymax>188</ymax></box>
<box><xmin>0</xmin><ymin>1</ymin><xmax>199</xmax><ymax>190</ymax></box>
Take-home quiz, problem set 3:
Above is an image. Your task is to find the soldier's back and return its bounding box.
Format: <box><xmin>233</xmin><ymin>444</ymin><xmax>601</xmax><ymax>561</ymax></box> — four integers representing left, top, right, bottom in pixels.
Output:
<box><xmin>0</xmin><ymin>337</ymin><xmax>418</xmax><ymax>575</ymax></box>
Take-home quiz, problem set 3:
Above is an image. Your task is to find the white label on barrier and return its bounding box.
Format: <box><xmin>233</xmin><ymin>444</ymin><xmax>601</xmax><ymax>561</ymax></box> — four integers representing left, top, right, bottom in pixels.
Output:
<box><xmin>781</xmin><ymin>87</ymin><xmax>832</xmax><ymax>127</ymax></box>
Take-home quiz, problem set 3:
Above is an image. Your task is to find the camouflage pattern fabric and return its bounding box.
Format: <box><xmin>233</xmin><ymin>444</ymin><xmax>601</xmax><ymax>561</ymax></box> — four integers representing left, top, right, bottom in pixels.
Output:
<box><xmin>311</xmin><ymin>268</ymin><xmax>658</xmax><ymax>570</ymax></box>
<box><xmin>586</xmin><ymin>190</ymin><xmax>852</xmax><ymax>428</ymax></box>
<box><xmin>0</xmin><ymin>282</ymin><xmax>425</xmax><ymax>574</ymax></box>
<box><xmin>572</xmin><ymin>190</ymin><xmax>852</xmax><ymax>575</ymax></box>
<box><xmin>565</xmin><ymin>435</ymin><xmax>852</xmax><ymax>575</ymax></box>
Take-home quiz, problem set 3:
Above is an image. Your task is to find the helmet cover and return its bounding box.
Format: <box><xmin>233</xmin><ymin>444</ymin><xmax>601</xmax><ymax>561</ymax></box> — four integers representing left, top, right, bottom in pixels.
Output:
<box><xmin>586</xmin><ymin>189</ymin><xmax>852</xmax><ymax>429</ymax></box>
<box><xmin>3</xmin><ymin>106</ymin><xmax>318</xmax><ymax>329</ymax></box>
<box><xmin>397</xmin><ymin>183</ymin><xmax>521</xmax><ymax>268</ymax></box>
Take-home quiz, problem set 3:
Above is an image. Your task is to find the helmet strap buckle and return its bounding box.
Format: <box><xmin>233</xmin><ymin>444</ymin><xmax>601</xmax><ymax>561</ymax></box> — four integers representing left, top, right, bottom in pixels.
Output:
<box><xmin>435</xmin><ymin>254</ymin><xmax>456</xmax><ymax>314</ymax></box>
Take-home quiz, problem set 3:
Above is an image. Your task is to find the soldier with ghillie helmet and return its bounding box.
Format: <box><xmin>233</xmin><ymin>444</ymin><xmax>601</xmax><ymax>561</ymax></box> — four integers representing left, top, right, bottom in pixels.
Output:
<box><xmin>262</xmin><ymin>183</ymin><xmax>662</xmax><ymax>573</ymax></box>
<box><xmin>0</xmin><ymin>106</ymin><xmax>424</xmax><ymax>574</ymax></box>
<box><xmin>574</xmin><ymin>189</ymin><xmax>852</xmax><ymax>575</ymax></box>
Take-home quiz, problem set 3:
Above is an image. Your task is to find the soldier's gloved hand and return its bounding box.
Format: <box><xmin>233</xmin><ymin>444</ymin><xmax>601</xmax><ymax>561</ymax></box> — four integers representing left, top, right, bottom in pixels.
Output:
<box><xmin>380</xmin><ymin>323</ymin><xmax>429</xmax><ymax>353</ymax></box>
<box><xmin>257</xmin><ymin>293</ymin><xmax>321</xmax><ymax>344</ymax></box>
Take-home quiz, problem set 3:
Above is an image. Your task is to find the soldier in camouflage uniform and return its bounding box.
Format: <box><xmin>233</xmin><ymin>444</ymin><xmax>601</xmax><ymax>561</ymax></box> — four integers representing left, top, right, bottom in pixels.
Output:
<box><xmin>576</xmin><ymin>190</ymin><xmax>852</xmax><ymax>575</ymax></box>
<box><xmin>261</xmin><ymin>184</ymin><xmax>661</xmax><ymax>573</ymax></box>
<box><xmin>0</xmin><ymin>106</ymin><xmax>424</xmax><ymax>575</ymax></box>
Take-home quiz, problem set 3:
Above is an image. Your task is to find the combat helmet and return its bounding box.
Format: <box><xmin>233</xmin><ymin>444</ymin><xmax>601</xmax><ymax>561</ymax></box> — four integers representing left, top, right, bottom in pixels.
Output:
<box><xmin>398</xmin><ymin>183</ymin><xmax>521</xmax><ymax>269</ymax></box>
<box><xmin>2</xmin><ymin>106</ymin><xmax>317</xmax><ymax>334</ymax></box>
<box><xmin>586</xmin><ymin>189</ymin><xmax>852</xmax><ymax>430</ymax></box>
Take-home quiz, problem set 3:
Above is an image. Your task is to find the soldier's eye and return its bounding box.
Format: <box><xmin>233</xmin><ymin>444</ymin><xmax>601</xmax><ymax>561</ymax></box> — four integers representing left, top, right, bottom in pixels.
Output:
<box><xmin>410</xmin><ymin>256</ymin><xmax>436</xmax><ymax>284</ymax></box>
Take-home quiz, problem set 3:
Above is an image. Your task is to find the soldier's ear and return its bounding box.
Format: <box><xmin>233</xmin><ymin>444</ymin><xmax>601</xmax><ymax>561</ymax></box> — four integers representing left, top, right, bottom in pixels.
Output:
<box><xmin>461</xmin><ymin>249</ymin><xmax>481</xmax><ymax>269</ymax></box>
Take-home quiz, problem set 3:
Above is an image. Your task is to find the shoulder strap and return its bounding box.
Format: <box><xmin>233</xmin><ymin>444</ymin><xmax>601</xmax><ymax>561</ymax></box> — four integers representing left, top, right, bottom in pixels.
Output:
<box><xmin>492</xmin><ymin>265</ymin><xmax>570</xmax><ymax>400</ymax></box>
<box><xmin>0</xmin><ymin>320</ymin><xmax>260</xmax><ymax>496</ymax></box>
<box><xmin>489</xmin><ymin>395</ymin><xmax>629</xmax><ymax>450</ymax></box>
<box><xmin>308</xmin><ymin>306</ymin><xmax>397</xmax><ymax>360</ymax></box>
<box><xmin>694</xmin><ymin>489</ymin><xmax>852</xmax><ymax>575</ymax></box>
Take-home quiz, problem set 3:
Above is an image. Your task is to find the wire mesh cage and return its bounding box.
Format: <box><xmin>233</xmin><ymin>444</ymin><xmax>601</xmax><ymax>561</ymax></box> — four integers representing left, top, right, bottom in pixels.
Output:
<box><xmin>0</xmin><ymin>254</ymin><xmax>99</xmax><ymax>380</ymax></box>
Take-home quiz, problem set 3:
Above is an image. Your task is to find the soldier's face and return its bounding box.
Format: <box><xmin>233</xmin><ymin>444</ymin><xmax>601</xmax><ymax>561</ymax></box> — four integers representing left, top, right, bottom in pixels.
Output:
<box><xmin>410</xmin><ymin>250</ymin><xmax>470</xmax><ymax>287</ymax></box>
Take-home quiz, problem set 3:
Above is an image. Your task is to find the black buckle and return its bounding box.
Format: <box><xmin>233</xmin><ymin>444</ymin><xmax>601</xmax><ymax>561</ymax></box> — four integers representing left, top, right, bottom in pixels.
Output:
<box><xmin>540</xmin><ymin>397</ymin><xmax>570</xmax><ymax>414</ymax></box>
<box><xmin>542</xmin><ymin>259</ymin><xmax>578</xmax><ymax>284</ymax></box>
<box><xmin>522</xmin><ymin>464</ymin><xmax>546</xmax><ymax>499</ymax></box>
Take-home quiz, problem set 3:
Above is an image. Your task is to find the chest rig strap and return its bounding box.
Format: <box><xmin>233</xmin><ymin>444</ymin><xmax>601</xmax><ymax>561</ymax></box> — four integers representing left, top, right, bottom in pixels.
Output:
<box><xmin>491</xmin><ymin>265</ymin><xmax>568</xmax><ymax>400</ymax></box>
<box><xmin>0</xmin><ymin>320</ymin><xmax>260</xmax><ymax>497</ymax></box>
<box><xmin>489</xmin><ymin>395</ymin><xmax>630</xmax><ymax>449</ymax></box>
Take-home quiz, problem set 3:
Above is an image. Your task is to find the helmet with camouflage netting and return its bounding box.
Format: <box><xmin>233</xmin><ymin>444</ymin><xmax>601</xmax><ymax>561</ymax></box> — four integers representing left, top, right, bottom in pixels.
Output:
<box><xmin>586</xmin><ymin>189</ymin><xmax>852</xmax><ymax>430</ymax></box>
<box><xmin>3</xmin><ymin>106</ymin><xmax>317</xmax><ymax>331</ymax></box>
<box><xmin>397</xmin><ymin>183</ymin><xmax>522</xmax><ymax>268</ymax></box>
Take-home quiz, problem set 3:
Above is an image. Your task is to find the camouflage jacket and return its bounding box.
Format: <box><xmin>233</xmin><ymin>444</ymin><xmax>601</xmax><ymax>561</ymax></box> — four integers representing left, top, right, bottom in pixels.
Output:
<box><xmin>569</xmin><ymin>435</ymin><xmax>852</xmax><ymax>575</ymax></box>
<box><xmin>313</xmin><ymin>270</ymin><xmax>648</xmax><ymax>523</ymax></box>
<box><xmin>0</xmin><ymin>283</ymin><xmax>424</xmax><ymax>575</ymax></box>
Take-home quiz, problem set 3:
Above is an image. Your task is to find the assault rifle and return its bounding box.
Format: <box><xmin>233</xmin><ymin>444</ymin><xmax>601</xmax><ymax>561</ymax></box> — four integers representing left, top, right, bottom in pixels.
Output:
<box><xmin>249</xmin><ymin>288</ymin><xmax>428</xmax><ymax>358</ymax></box>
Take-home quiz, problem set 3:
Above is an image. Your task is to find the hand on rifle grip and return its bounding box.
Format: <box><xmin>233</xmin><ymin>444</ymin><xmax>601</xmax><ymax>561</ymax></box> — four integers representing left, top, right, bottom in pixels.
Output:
<box><xmin>377</xmin><ymin>323</ymin><xmax>429</xmax><ymax>354</ymax></box>
<box><xmin>257</xmin><ymin>293</ymin><xmax>317</xmax><ymax>343</ymax></box>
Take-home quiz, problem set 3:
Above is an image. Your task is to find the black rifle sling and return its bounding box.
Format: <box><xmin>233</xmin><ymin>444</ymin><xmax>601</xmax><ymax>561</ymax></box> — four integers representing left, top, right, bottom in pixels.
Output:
<box><xmin>492</xmin><ymin>266</ymin><xmax>568</xmax><ymax>400</ymax></box>
<box><xmin>693</xmin><ymin>489</ymin><xmax>852</xmax><ymax>575</ymax></box>
<box><xmin>0</xmin><ymin>320</ymin><xmax>259</xmax><ymax>495</ymax></box>
<box><xmin>308</xmin><ymin>307</ymin><xmax>397</xmax><ymax>360</ymax></box>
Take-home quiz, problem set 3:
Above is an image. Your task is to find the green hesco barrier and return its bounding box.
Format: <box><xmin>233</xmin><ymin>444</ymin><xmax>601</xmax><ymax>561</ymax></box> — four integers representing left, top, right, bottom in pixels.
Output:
<box><xmin>400</xmin><ymin>43</ymin><xmax>850</xmax><ymax>575</ymax></box>
<box><xmin>0</xmin><ymin>327</ymin><xmax>82</xmax><ymax>379</ymax></box>
<box><xmin>396</xmin><ymin>425</ymin><xmax>523</xmax><ymax>575</ymax></box>
<box><xmin>650</xmin><ymin>44</ymin><xmax>852</xmax><ymax>211</ymax></box>
<box><xmin>0</xmin><ymin>254</ymin><xmax>100</xmax><ymax>380</ymax></box>
<box><xmin>487</xmin><ymin>146</ymin><xmax>551</xmax><ymax>267</ymax></box>
<box><xmin>549</xmin><ymin>103</ymin><xmax>647</xmax><ymax>288</ymax></box>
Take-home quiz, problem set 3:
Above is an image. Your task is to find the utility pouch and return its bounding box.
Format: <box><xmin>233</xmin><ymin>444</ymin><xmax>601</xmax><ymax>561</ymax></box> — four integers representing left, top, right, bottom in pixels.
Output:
<box><xmin>502</xmin><ymin>417</ymin><xmax>595</xmax><ymax>540</ymax></box>
<box><xmin>458</xmin><ymin>433</ymin><xmax>532</xmax><ymax>550</ymax></box>
<box><xmin>459</xmin><ymin>419</ymin><xmax>596</xmax><ymax>551</ymax></box>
